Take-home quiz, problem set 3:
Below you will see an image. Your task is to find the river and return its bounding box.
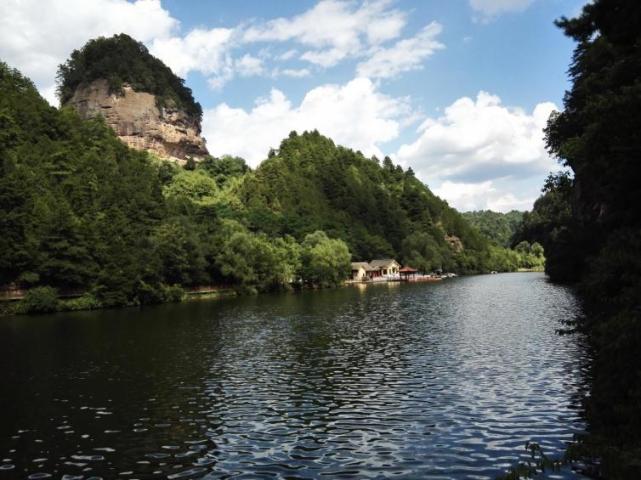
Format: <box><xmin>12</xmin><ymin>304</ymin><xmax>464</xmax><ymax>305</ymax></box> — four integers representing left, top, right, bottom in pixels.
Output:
<box><xmin>0</xmin><ymin>272</ymin><xmax>589</xmax><ymax>479</ymax></box>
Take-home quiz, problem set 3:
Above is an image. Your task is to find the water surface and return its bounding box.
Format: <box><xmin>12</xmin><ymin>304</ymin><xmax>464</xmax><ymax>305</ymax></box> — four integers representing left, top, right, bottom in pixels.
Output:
<box><xmin>0</xmin><ymin>273</ymin><xmax>588</xmax><ymax>479</ymax></box>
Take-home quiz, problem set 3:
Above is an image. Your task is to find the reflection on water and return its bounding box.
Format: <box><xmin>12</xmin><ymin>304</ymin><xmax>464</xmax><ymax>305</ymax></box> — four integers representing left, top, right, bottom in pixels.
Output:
<box><xmin>0</xmin><ymin>273</ymin><xmax>588</xmax><ymax>479</ymax></box>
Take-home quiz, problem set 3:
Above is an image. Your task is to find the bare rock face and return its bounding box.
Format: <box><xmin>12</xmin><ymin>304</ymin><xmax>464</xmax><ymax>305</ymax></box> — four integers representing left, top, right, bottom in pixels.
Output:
<box><xmin>445</xmin><ymin>234</ymin><xmax>464</xmax><ymax>253</ymax></box>
<box><xmin>67</xmin><ymin>79</ymin><xmax>208</xmax><ymax>163</ymax></box>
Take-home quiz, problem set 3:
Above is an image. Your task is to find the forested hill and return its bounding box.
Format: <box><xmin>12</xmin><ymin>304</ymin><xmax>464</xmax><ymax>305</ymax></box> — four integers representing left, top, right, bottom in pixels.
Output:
<box><xmin>239</xmin><ymin>131</ymin><xmax>498</xmax><ymax>273</ymax></box>
<box><xmin>462</xmin><ymin>210</ymin><xmax>524</xmax><ymax>247</ymax></box>
<box><xmin>1</xmin><ymin>55</ymin><xmax>536</xmax><ymax>313</ymax></box>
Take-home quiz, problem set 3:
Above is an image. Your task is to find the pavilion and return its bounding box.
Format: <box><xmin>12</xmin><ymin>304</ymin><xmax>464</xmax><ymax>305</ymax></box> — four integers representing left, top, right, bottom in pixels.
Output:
<box><xmin>399</xmin><ymin>266</ymin><xmax>418</xmax><ymax>281</ymax></box>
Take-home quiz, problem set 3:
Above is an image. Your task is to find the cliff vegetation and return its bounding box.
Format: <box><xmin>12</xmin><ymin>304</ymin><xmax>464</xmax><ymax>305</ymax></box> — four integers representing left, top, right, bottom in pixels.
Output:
<box><xmin>56</xmin><ymin>33</ymin><xmax>202</xmax><ymax>119</ymax></box>
<box><xmin>508</xmin><ymin>0</ymin><xmax>641</xmax><ymax>476</ymax></box>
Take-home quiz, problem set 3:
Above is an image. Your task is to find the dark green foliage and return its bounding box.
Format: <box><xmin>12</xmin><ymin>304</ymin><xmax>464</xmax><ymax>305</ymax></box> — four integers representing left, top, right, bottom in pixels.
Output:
<box><xmin>239</xmin><ymin>130</ymin><xmax>507</xmax><ymax>273</ymax></box>
<box><xmin>462</xmin><ymin>210</ymin><xmax>524</xmax><ymax>247</ymax></box>
<box><xmin>150</xmin><ymin>220</ymin><xmax>208</xmax><ymax>286</ymax></box>
<box><xmin>56</xmin><ymin>34</ymin><xmax>202</xmax><ymax>118</ymax></box>
<box><xmin>513</xmin><ymin>172</ymin><xmax>583</xmax><ymax>281</ymax></box>
<box><xmin>300</xmin><ymin>231</ymin><xmax>351</xmax><ymax>287</ymax></box>
<box><xmin>211</xmin><ymin>220</ymin><xmax>302</xmax><ymax>293</ymax></box>
<box><xmin>18</xmin><ymin>286</ymin><xmax>59</xmax><ymax>314</ymax></box>
<box><xmin>525</xmin><ymin>1</ymin><xmax>641</xmax><ymax>476</ymax></box>
<box><xmin>0</xmin><ymin>58</ymin><xmax>523</xmax><ymax>313</ymax></box>
<box><xmin>64</xmin><ymin>293</ymin><xmax>101</xmax><ymax>311</ymax></box>
<box><xmin>198</xmin><ymin>155</ymin><xmax>249</xmax><ymax>188</ymax></box>
<box><xmin>0</xmin><ymin>61</ymin><xmax>165</xmax><ymax>306</ymax></box>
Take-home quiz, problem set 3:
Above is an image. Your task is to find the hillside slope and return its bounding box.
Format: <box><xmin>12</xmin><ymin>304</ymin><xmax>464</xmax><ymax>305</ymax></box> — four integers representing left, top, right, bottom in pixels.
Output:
<box><xmin>462</xmin><ymin>210</ymin><xmax>524</xmax><ymax>247</ymax></box>
<box><xmin>238</xmin><ymin>131</ymin><xmax>498</xmax><ymax>273</ymax></box>
<box><xmin>1</xmin><ymin>58</ymin><xmax>529</xmax><ymax>311</ymax></box>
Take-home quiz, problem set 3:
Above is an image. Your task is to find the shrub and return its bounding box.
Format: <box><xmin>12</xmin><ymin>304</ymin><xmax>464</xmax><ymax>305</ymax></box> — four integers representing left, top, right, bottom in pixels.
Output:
<box><xmin>19</xmin><ymin>286</ymin><xmax>59</xmax><ymax>314</ymax></box>
<box><xmin>161</xmin><ymin>284</ymin><xmax>185</xmax><ymax>303</ymax></box>
<box><xmin>136</xmin><ymin>281</ymin><xmax>165</xmax><ymax>305</ymax></box>
<box><xmin>64</xmin><ymin>293</ymin><xmax>101</xmax><ymax>311</ymax></box>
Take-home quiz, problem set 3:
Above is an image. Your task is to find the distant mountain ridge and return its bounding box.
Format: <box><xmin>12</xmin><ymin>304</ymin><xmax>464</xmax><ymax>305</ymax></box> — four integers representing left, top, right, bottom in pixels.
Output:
<box><xmin>462</xmin><ymin>210</ymin><xmax>524</xmax><ymax>247</ymax></box>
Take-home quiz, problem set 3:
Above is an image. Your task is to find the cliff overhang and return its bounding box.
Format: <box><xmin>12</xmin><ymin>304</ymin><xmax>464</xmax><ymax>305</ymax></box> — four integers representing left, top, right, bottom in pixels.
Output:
<box><xmin>66</xmin><ymin>79</ymin><xmax>208</xmax><ymax>163</ymax></box>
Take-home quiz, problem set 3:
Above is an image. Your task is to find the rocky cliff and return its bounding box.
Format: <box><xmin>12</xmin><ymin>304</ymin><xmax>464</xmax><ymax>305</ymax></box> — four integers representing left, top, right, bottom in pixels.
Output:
<box><xmin>67</xmin><ymin>79</ymin><xmax>208</xmax><ymax>163</ymax></box>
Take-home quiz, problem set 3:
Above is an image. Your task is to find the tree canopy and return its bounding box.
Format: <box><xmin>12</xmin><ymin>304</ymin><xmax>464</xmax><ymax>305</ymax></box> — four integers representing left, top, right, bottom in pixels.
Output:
<box><xmin>522</xmin><ymin>1</ymin><xmax>641</xmax><ymax>475</ymax></box>
<box><xmin>56</xmin><ymin>33</ymin><xmax>202</xmax><ymax>118</ymax></box>
<box><xmin>1</xmin><ymin>57</ymin><xmax>537</xmax><ymax>313</ymax></box>
<box><xmin>462</xmin><ymin>210</ymin><xmax>524</xmax><ymax>247</ymax></box>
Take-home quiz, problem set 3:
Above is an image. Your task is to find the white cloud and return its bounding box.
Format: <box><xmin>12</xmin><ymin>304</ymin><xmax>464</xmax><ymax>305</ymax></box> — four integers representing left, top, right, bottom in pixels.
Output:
<box><xmin>396</xmin><ymin>91</ymin><xmax>557</xmax><ymax>211</ymax></box>
<box><xmin>397</xmin><ymin>91</ymin><xmax>557</xmax><ymax>182</ymax></box>
<box><xmin>470</xmin><ymin>0</ymin><xmax>535</xmax><ymax>21</ymax></box>
<box><xmin>0</xmin><ymin>0</ymin><xmax>177</xmax><ymax>104</ymax></box>
<box><xmin>300</xmin><ymin>48</ymin><xmax>349</xmax><ymax>68</ymax></box>
<box><xmin>1</xmin><ymin>0</ymin><xmax>442</xmax><ymax>100</ymax></box>
<box><xmin>235</xmin><ymin>54</ymin><xmax>264</xmax><ymax>77</ymax></box>
<box><xmin>203</xmin><ymin>77</ymin><xmax>409</xmax><ymax>166</ymax></box>
<box><xmin>150</xmin><ymin>1</ymin><xmax>416</xmax><ymax>86</ymax></box>
<box><xmin>434</xmin><ymin>180</ymin><xmax>536</xmax><ymax>212</ymax></box>
<box><xmin>356</xmin><ymin>22</ymin><xmax>444</xmax><ymax>79</ymax></box>
<box><xmin>149</xmin><ymin>27</ymin><xmax>234</xmax><ymax>78</ymax></box>
<box><xmin>277</xmin><ymin>68</ymin><xmax>312</xmax><ymax>78</ymax></box>
<box><xmin>244</xmin><ymin>0</ymin><xmax>407</xmax><ymax>67</ymax></box>
<box><xmin>151</xmin><ymin>31</ymin><xmax>269</xmax><ymax>90</ymax></box>
<box><xmin>278</xmin><ymin>49</ymin><xmax>298</xmax><ymax>61</ymax></box>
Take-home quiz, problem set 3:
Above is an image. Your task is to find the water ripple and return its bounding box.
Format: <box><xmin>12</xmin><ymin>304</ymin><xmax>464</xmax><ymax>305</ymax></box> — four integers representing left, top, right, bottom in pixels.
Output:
<box><xmin>0</xmin><ymin>273</ymin><xmax>589</xmax><ymax>479</ymax></box>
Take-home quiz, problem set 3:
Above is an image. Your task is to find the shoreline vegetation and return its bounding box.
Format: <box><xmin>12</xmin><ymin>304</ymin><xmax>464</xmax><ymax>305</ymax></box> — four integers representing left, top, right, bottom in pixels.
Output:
<box><xmin>0</xmin><ymin>38</ymin><xmax>544</xmax><ymax>319</ymax></box>
<box><xmin>1</xmin><ymin>270</ymin><xmax>523</xmax><ymax>317</ymax></box>
<box><xmin>501</xmin><ymin>1</ymin><xmax>641</xmax><ymax>478</ymax></box>
<box><xmin>0</xmin><ymin>284</ymin><xmax>238</xmax><ymax>316</ymax></box>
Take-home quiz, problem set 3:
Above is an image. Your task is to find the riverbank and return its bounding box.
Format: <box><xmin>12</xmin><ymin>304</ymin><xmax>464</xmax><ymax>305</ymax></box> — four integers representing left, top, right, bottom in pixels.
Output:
<box><xmin>0</xmin><ymin>285</ymin><xmax>239</xmax><ymax>316</ymax></box>
<box><xmin>0</xmin><ymin>270</ymin><xmax>535</xmax><ymax>317</ymax></box>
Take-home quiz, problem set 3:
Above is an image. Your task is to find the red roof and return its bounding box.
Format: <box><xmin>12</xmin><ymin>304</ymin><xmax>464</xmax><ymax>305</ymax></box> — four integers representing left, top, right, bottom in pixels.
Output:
<box><xmin>399</xmin><ymin>266</ymin><xmax>418</xmax><ymax>273</ymax></box>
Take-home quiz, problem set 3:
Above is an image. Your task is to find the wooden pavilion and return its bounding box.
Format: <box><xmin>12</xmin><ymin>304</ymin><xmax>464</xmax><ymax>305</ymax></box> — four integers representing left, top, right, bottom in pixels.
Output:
<box><xmin>399</xmin><ymin>266</ymin><xmax>418</xmax><ymax>281</ymax></box>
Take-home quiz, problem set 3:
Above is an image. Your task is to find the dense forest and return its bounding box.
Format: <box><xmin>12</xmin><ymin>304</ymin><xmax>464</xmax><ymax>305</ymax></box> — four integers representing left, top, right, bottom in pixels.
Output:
<box><xmin>0</xmin><ymin>61</ymin><xmax>353</xmax><ymax>311</ymax></box>
<box><xmin>512</xmin><ymin>0</ymin><xmax>641</xmax><ymax>477</ymax></box>
<box><xmin>0</xmin><ymin>33</ymin><xmax>541</xmax><ymax>315</ymax></box>
<box><xmin>57</xmin><ymin>34</ymin><xmax>202</xmax><ymax>118</ymax></box>
<box><xmin>462</xmin><ymin>210</ymin><xmax>524</xmax><ymax>247</ymax></box>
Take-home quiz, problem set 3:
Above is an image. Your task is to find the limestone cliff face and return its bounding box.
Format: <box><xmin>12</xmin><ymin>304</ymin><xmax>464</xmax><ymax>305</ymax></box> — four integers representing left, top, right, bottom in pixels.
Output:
<box><xmin>445</xmin><ymin>234</ymin><xmax>464</xmax><ymax>253</ymax></box>
<box><xmin>67</xmin><ymin>79</ymin><xmax>208</xmax><ymax>163</ymax></box>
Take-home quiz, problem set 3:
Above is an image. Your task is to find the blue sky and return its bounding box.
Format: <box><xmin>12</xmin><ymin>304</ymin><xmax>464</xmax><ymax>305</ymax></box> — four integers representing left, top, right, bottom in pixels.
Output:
<box><xmin>0</xmin><ymin>0</ymin><xmax>587</xmax><ymax>211</ymax></box>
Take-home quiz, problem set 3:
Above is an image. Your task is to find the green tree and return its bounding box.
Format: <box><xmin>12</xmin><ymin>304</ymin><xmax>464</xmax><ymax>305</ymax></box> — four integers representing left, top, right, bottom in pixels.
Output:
<box><xmin>163</xmin><ymin>170</ymin><xmax>219</xmax><ymax>204</ymax></box>
<box><xmin>151</xmin><ymin>220</ymin><xmax>208</xmax><ymax>286</ymax></box>
<box><xmin>198</xmin><ymin>155</ymin><xmax>250</xmax><ymax>187</ymax></box>
<box><xmin>300</xmin><ymin>231</ymin><xmax>351</xmax><ymax>287</ymax></box>
<box><xmin>529</xmin><ymin>2</ymin><xmax>641</xmax><ymax>475</ymax></box>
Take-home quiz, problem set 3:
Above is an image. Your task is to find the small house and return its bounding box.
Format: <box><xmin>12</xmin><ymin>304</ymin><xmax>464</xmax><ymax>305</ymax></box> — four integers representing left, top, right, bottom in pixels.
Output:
<box><xmin>351</xmin><ymin>262</ymin><xmax>373</xmax><ymax>281</ymax></box>
<box><xmin>369</xmin><ymin>259</ymin><xmax>401</xmax><ymax>277</ymax></box>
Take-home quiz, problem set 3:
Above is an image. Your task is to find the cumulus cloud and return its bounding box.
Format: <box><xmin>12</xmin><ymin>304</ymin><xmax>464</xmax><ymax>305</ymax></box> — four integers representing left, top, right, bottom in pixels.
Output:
<box><xmin>469</xmin><ymin>0</ymin><xmax>535</xmax><ymax>21</ymax></box>
<box><xmin>396</xmin><ymin>91</ymin><xmax>557</xmax><ymax>211</ymax></box>
<box><xmin>149</xmin><ymin>0</ymin><xmax>417</xmax><ymax>86</ymax></box>
<box><xmin>1</xmin><ymin>0</ymin><xmax>443</xmax><ymax>101</ymax></box>
<box><xmin>356</xmin><ymin>22</ymin><xmax>444</xmax><ymax>79</ymax></box>
<box><xmin>235</xmin><ymin>54</ymin><xmax>265</xmax><ymax>77</ymax></box>
<box><xmin>0</xmin><ymin>0</ymin><xmax>177</xmax><ymax>104</ymax></box>
<box><xmin>434</xmin><ymin>180</ymin><xmax>537</xmax><ymax>212</ymax></box>
<box><xmin>397</xmin><ymin>92</ymin><xmax>557</xmax><ymax>182</ymax></box>
<box><xmin>244</xmin><ymin>0</ymin><xmax>407</xmax><ymax>67</ymax></box>
<box><xmin>149</xmin><ymin>27</ymin><xmax>234</xmax><ymax>78</ymax></box>
<box><xmin>203</xmin><ymin>78</ymin><xmax>409</xmax><ymax>166</ymax></box>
